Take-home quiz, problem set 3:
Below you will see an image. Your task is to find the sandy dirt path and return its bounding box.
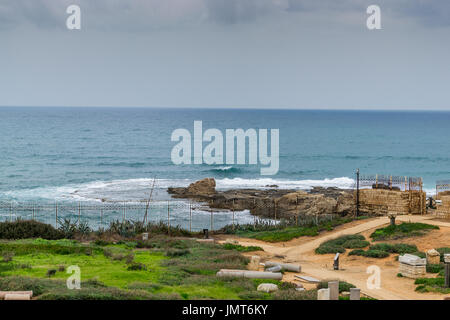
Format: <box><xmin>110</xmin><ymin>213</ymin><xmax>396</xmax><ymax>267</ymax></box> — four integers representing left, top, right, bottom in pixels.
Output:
<box><xmin>218</xmin><ymin>215</ymin><xmax>450</xmax><ymax>300</ymax></box>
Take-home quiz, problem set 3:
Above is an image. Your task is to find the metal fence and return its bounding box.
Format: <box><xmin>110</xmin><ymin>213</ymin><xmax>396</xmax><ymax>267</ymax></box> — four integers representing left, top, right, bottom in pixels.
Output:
<box><xmin>436</xmin><ymin>180</ymin><xmax>450</xmax><ymax>196</ymax></box>
<box><xmin>358</xmin><ymin>174</ymin><xmax>423</xmax><ymax>192</ymax></box>
<box><xmin>0</xmin><ymin>199</ymin><xmax>347</xmax><ymax>232</ymax></box>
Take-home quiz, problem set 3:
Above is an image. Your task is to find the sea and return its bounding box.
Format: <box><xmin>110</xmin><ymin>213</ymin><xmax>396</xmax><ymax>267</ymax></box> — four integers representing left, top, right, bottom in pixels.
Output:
<box><xmin>1</xmin><ymin>107</ymin><xmax>449</xmax><ymax>228</ymax></box>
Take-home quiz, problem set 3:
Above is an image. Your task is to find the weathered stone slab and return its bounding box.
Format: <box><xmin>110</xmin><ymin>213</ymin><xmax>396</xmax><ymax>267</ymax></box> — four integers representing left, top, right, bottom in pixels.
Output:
<box><xmin>399</xmin><ymin>254</ymin><xmax>426</xmax><ymax>266</ymax></box>
<box><xmin>317</xmin><ymin>288</ymin><xmax>330</xmax><ymax>300</ymax></box>
<box><xmin>0</xmin><ymin>291</ymin><xmax>33</xmax><ymax>299</ymax></box>
<box><xmin>350</xmin><ymin>288</ymin><xmax>361</xmax><ymax>300</ymax></box>
<box><xmin>295</xmin><ymin>275</ymin><xmax>320</xmax><ymax>283</ymax></box>
<box><xmin>257</xmin><ymin>283</ymin><xmax>278</xmax><ymax>293</ymax></box>
<box><xmin>4</xmin><ymin>294</ymin><xmax>31</xmax><ymax>300</ymax></box>
<box><xmin>328</xmin><ymin>281</ymin><xmax>339</xmax><ymax>300</ymax></box>
<box><xmin>445</xmin><ymin>254</ymin><xmax>450</xmax><ymax>264</ymax></box>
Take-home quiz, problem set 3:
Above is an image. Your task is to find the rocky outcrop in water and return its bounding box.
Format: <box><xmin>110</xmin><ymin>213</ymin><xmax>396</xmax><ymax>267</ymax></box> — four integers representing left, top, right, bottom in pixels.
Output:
<box><xmin>168</xmin><ymin>178</ymin><xmax>355</xmax><ymax>219</ymax></box>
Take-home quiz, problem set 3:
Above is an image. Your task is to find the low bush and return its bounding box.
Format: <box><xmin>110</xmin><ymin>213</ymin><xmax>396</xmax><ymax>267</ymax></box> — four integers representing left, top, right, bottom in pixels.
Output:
<box><xmin>222</xmin><ymin>243</ymin><xmax>263</xmax><ymax>252</ymax></box>
<box><xmin>369</xmin><ymin>243</ymin><xmax>418</xmax><ymax>254</ymax></box>
<box><xmin>349</xmin><ymin>249</ymin><xmax>389</xmax><ymax>258</ymax></box>
<box><xmin>370</xmin><ymin>223</ymin><xmax>439</xmax><ymax>241</ymax></box>
<box><xmin>127</xmin><ymin>262</ymin><xmax>147</xmax><ymax>271</ymax></box>
<box><xmin>1</xmin><ymin>251</ymin><xmax>14</xmax><ymax>262</ymax></box>
<box><xmin>271</xmin><ymin>289</ymin><xmax>317</xmax><ymax>300</ymax></box>
<box><xmin>0</xmin><ymin>220</ymin><xmax>64</xmax><ymax>240</ymax></box>
<box><xmin>315</xmin><ymin>235</ymin><xmax>368</xmax><ymax>254</ymax></box>
<box><xmin>426</xmin><ymin>264</ymin><xmax>444</xmax><ymax>274</ymax></box>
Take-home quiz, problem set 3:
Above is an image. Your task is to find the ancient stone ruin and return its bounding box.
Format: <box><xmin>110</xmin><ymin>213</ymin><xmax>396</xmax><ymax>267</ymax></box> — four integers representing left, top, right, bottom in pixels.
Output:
<box><xmin>398</xmin><ymin>254</ymin><xmax>426</xmax><ymax>278</ymax></box>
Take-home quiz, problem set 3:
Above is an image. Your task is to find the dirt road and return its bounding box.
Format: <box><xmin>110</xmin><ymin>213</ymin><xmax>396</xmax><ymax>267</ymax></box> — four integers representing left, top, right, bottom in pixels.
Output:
<box><xmin>218</xmin><ymin>215</ymin><xmax>450</xmax><ymax>300</ymax></box>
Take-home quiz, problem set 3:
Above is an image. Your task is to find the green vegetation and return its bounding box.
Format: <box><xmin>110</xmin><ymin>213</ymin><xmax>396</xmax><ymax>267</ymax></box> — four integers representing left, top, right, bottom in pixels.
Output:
<box><xmin>369</xmin><ymin>243</ymin><xmax>418</xmax><ymax>254</ymax></box>
<box><xmin>0</xmin><ymin>236</ymin><xmax>314</xmax><ymax>300</ymax></box>
<box><xmin>426</xmin><ymin>264</ymin><xmax>444</xmax><ymax>274</ymax></box>
<box><xmin>315</xmin><ymin>235</ymin><xmax>369</xmax><ymax>254</ymax></box>
<box><xmin>348</xmin><ymin>249</ymin><xmax>389</xmax><ymax>258</ymax></box>
<box><xmin>370</xmin><ymin>223</ymin><xmax>439</xmax><ymax>241</ymax></box>
<box><xmin>349</xmin><ymin>243</ymin><xmax>420</xmax><ymax>259</ymax></box>
<box><xmin>219</xmin><ymin>216</ymin><xmax>369</xmax><ymax>243</ymax></box>
<box><xmin>316</xmin><ymin>280</ymin><xmax>356</xmax><ymax>293</ymax></box>
<box><xmin>222</xmin><ymin>243</ymin><xmax>263</xmax><ymax>252</ymax></box>
<box><xmin>0</xmin><ymin>220</ymin><xmax>64</xmax><ymax>240</ymax></box>
<box><xmin>414</xmin><ymin>277</ymin><xmax>450</xmax><ymax>294</ymax></box>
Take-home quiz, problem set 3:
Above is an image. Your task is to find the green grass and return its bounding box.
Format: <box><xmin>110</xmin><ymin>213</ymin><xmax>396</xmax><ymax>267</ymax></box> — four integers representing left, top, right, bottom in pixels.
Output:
<box><xmin>0</xmin><ymin>237</ymin><xmax>315</xmax><ymax>300</ymax></box>
<box><xmin>414</xmin><ymin>277</ymin><xmax>450</xmax><ymax>294</ymax></box>
<box><xmin>231</xmin><ymin>216</ymin><xmax>369</xmax><ymax>243</ymax></box>
<box><xmin>315</xmin><ymin>235</ymin><xmax>369</xmax><ymax>254</ymax></box>
<box><xmin>348</xmin><ymin>249</ymin><xmax>389</xmax><ymax>258</ymax></box>
<box><xmin>221</xmin><ymin>243</ymin><xmax>263</xmax><ymax>252</ymax></box>
<box><xmin>370</xmin><ymin>223</ymin><xmax>439</xmax><ymax>241</ymax></box>
<box><xmin>368</xmin><ymin>243</ymin><xmax>418</xmax><ymax>254</ymax></box>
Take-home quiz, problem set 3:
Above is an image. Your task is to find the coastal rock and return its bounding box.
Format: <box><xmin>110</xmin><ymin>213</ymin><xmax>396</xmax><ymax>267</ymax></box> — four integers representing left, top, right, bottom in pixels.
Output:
<box><xmin>167</xmin><ymin>179</ymin><xmax>355</xmax><ymax>219</ymax></box>
<box><xmin>168</xmin><ymin>178</ymin><xmax>216</xmax><ymax>198</ymax></box>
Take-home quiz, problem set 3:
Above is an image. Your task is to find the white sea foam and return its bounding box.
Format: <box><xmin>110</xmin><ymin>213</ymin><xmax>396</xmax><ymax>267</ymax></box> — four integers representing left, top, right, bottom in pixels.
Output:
<box><xmin>1</xmin><ymin>176</ymin><xmax>357</xmax><ymax>202</ymax></box>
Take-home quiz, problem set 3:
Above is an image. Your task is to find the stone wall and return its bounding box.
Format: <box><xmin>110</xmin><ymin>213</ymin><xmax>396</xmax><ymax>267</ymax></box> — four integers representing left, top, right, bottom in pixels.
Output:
<box><xmin>357</xmin><ymin>189</ymin><xmax>426</xmax><ymax>216</ymax></box>
<box><xmin>436</xmin><ymin>195</ymin><xmax>450</xmax><ymax>219</ymax></box>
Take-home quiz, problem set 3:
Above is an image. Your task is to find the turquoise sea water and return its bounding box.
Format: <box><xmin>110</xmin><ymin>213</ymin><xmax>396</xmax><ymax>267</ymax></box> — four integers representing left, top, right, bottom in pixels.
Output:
<box><xmin>1</xmin><ymin>107</ymin><xmax>450</xmax><ymax>203</ymax></box>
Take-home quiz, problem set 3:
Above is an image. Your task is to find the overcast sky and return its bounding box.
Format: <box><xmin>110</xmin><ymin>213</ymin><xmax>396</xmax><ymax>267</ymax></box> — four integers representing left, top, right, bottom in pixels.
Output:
<box><xmin>1</xmin><ymin>0</ymin><xmax>450</xmax><ymax>110</ymax></box>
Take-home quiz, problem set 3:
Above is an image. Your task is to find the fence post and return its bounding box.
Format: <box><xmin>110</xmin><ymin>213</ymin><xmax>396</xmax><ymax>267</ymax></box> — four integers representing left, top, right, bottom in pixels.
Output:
<box><xmin>100</xmin><ymin>208</ymin><xmax>103</xmax><ymax>227</ymax></box>
<box><xmin>167</xmin><ymin>201</ymin><xmax>170</xmax><ymax>236</ymax></box>
<box><xmin>356</xmin><ymin>168</ymin><xmax>360</xmax><ymax>217</ymax></box>
<box><xmin>32</xmin><ymin>203</ymin><xmax>35</xmax><ymax>221</ymax></box>
<box><xmin>232</xmin><ymin>198</ymin><xmax>235</xmax><ymax>230</ymax></box>
<box><xmin>9</xmin><ymin>201</ymin><xmax>12</xmax><ymax>222</ymax></box>
<box><xmin>189</xmin><ymin>202</ymin><xmax>192</xmax><ymax>233</ymax></box>
<box><xmin>78</xmin><ymin>202</ymin><xmax>81</xmax><ymax>224</ymax></box>
<box><xmin>210</xmin><ymin>209</ymin><xmax>213</xmax><ymax>231</ymax></box>
<box><xmin>55</xmin><ymin>201</ymin><xmax>58</xmax><ymax>228</ymax></box>
<box><xmin>274</xmin><ymin>200</ymin><xmax>277</xmax><ymax>220</ymax></box>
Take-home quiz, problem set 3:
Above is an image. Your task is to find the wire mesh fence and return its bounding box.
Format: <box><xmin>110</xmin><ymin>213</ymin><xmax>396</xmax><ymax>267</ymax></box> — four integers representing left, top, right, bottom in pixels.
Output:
<box><xmin>358</xmin><ymin>174</ymin><xmax>423</xmax><ymax>192</ymax></box>
<box><xmin>0</xmin><ymin>199</ymin><xmax>349</xmax><ymax>232</ymax></box>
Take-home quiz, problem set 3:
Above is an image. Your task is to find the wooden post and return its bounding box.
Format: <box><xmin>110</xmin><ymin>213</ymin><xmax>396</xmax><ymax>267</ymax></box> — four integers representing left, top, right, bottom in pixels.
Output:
<box><xmin>376</xmin><ymin>174</ymin><xmax>378</xmax><ymax>188</ymax></box>
<box><xmin>390</xmin><ymin>176</ymin><xmax>392</xmax><ymax>190</ymax></box>
<box><xmin>78</xmin><ymin>202</ymin><xmax>81</xmax><ymax>224</ymax></box>
<box><xmin>100</xmin><ymin>208</ymin><xmax>103</xmax><ymax>227</ymax></box>
<box><xmin>405</xmin><ymin>176</ymin><xmax>407</xmax><ymax>192</ymax></box>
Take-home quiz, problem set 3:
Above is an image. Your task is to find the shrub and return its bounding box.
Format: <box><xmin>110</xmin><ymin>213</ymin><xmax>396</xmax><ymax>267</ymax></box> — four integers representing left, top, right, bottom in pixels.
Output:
<box><xmin>0</xmin><ymin>220</ymin><xmax>64</xmax><ymax>240</ymax></box>
<box><xmin>315</xmin><ymin>235</ymin><xmax>368</xmax><ymax>254</ymax></box>
<box><xmin>272</xmin><ymin>289</ymin><xmax>317</xmax><ymax>300</ymax></box>
<box><xmin>46</xmin><ymin>269</ymin><xmax>57</xmax><ymax>278</ymax></box>
<box><xmin>369</xmin><ymin>243</ymin><xmax>418</xmax><ymax>254</ymax></box>
<box><xmin>165</xmin><ymin>248</ymin><xmax>190</xmax><ymax>257</ymax></box>
<box><xmin>222</xmin><ymin>243</ymin><xmax>263</xmax><ymax>252</ymax></box>
<box><xmin>58</xmin><ymin>265</ymin><xmax>66</xmax><ymax>272</ymax></box>
<box><xmin>1</xmin><ymin>251</ymin><xmax>14</xmax><ymax>262</ymax></box>
<box><xmin>349</xmin><ymin>249</ymin><xmax>389</xmax><ymax>258</ymax></box>
<box><xmin>127</xmin><ymin>262</ymin><xmax>147</xmax><ymax>271</ymax></box>
<box><xmin>370</xmin><ymin>223</ymin><xmax>439</xmax><ymax>241</ymax></box>
<box><xmin>426</xmin><ymin>264</ymin><xmax>444</xmax><ymax>273</ymax></box>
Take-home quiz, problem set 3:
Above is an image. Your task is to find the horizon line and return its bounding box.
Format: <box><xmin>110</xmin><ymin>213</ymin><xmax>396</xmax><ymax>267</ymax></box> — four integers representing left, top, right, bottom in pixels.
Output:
<box><xmin>1</xmin><ymin>105</ymin><xmax>450</xmax><ymax>112</ymax></box>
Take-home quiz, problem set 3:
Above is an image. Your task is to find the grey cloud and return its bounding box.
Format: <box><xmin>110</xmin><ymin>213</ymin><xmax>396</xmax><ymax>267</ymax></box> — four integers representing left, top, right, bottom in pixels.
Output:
<box><xmin>1</xmin><ymin>0</ymin><xmax>450</xmax><ymax>31</ymax></box>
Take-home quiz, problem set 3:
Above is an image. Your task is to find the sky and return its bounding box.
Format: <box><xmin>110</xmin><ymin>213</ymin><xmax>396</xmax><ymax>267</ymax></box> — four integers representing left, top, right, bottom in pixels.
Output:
<box><xmin>1</xmin><ymin>0</ymin><xmax>450</xmax><ymax>110</ymax></box>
